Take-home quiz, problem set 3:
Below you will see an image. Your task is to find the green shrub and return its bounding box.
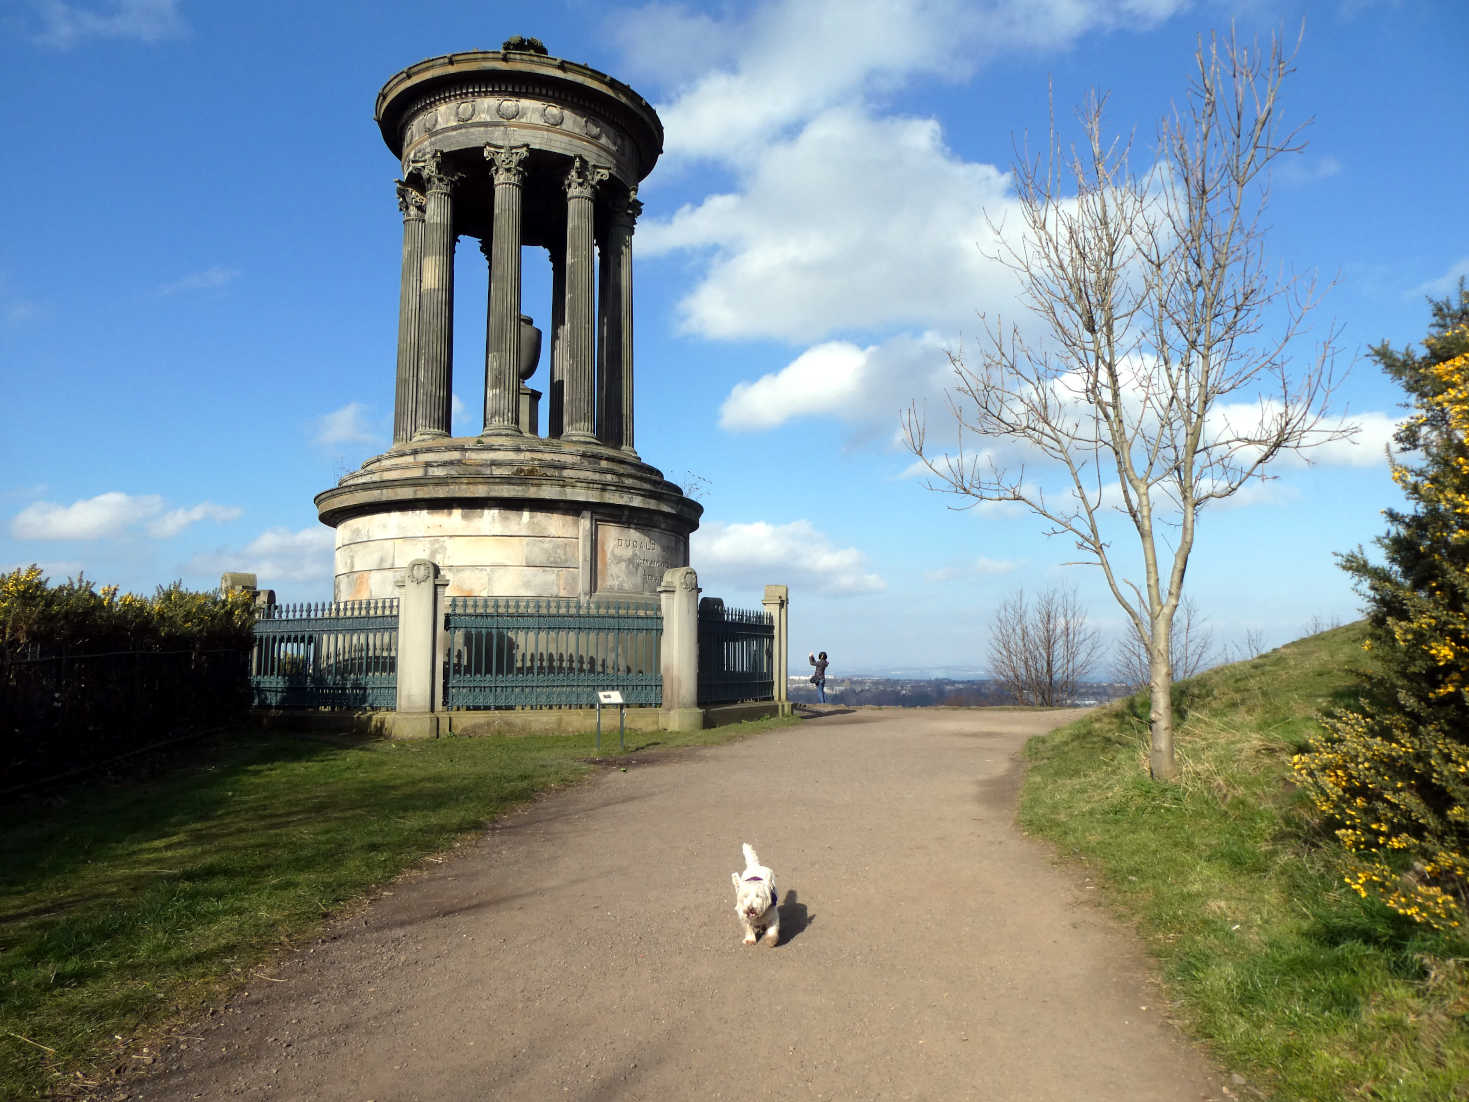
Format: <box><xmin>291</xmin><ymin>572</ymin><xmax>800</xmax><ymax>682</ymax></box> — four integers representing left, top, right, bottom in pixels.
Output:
<box><xmin>1</xmin><ymin>567</ymin><xmax>257</xmax><ymax>787</ymax></box>
<box><xmin>1293</xmin><ymin>287</ymin><xmax>1469</xmax><ymax>930</ymax></box>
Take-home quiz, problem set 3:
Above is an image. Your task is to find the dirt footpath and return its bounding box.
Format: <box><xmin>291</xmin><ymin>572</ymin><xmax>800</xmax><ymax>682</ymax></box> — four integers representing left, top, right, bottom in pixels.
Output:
<box><xmin>114</xmin><ymin>708</ymin><xmax>1232</xmax><ymax>1101</ymax></box>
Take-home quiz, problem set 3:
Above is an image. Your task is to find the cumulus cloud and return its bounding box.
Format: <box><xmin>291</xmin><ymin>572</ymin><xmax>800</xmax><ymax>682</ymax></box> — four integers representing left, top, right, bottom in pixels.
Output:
<box><xmin>692</xmin><ymin>519</ymin><xmax>885</xmax><ymax>596</ymax></box>
<box><xmin>721</xmin><ymin>331</ymin><xmax>955</xmax><ymax>446</ymax></box>
<box><xmin>27</xmin><ymin>0</ymin><xmax>186</xmax><ymax>49</ymax></box>
<box><xmin>10</xmin><ymin>491</ymin><xmax>239</xmax><ymax>540</ymax></box>
<box><xmin>314</xmin><ymin>402</ymin><xmax>380</xmax><ymax>447</ymax></box>
<box><xmin>642</xmin><ymin>108</ymin><xmax>1016</xmax><ymax>342</ymax></box>
<box><xmin>185</xmin><ymin>526</ymin><xmax>335</xmax><ymax>586</ymax></box>
<box><xmin>619</xmin><ymin>0</ymin><xmax>1185</xmax><ymax>164</ymax></box>
<box><xmin>158</xmin><ymin>265</ymin><xmax>240</xmax><ymax>295</ymax></box>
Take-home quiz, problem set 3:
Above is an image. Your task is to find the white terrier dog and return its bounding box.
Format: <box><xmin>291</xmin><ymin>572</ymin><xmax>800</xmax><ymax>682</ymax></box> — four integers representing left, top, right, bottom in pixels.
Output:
<box><xmin>731</xmin><ymin>842</ymin><xmax>780</xmax><ymax>946</ymax></box>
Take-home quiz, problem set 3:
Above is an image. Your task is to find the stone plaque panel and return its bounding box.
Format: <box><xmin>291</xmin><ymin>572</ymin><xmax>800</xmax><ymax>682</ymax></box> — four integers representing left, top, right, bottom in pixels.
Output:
<box><xmin>594</xmin><ymin>522</ymin><xmax>683</xmax><ymax>595</ymax></box>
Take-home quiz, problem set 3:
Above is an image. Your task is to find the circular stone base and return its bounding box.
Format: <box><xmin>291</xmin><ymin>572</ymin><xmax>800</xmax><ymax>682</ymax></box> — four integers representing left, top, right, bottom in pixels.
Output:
<box><xmin>315</xmin><ymin>436</ymin><xmax>702</xmax><ymax>602</ymax></box>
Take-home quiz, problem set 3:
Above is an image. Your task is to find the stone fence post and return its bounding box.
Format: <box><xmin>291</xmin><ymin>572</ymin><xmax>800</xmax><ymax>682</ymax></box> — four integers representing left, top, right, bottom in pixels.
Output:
<box><xmin>658</xmin><ymin>566</ymin><xmax>702</xmax><ymax>731</ymax></box>
<box><xmin>762</xmin><ymin>584</ymin><xmax>790</xmax><ymax>714</ymax></box>
<box><xmin>395</xmin><ymin>558</ymin><xmax>448</xmax><ymax>737</ymax></box>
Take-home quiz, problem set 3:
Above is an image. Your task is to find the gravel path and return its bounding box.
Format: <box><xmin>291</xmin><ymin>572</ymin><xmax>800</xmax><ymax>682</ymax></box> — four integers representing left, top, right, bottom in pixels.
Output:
<box><xmin>114</xmin><ymin>707</ymin><xmax>1231</xmax><ymax>1101</ymax></box>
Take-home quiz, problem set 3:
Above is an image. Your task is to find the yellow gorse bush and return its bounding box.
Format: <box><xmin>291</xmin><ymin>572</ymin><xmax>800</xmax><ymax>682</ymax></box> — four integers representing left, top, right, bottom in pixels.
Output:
<box><xmin>0</xmin><ymin>565</ymin><xmax>255</xmax><ymax>657</ymax></box>
<box><xmin>1293</xmin><ymin>301</ymin><xmax>1469</xmax><ymax>930</ymax></box>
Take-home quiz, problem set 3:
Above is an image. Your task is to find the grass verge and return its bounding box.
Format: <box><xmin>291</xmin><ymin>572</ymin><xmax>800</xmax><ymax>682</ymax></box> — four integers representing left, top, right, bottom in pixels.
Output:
<box><xmin>0</xmin><ymin>716</ymin><xmax>793</xmax><ymax>1098</ymax></box>
<box><xmin>1019</xmin><ymin>623</ymin><xmax>1469</xmax><ymax>1101</ymax></box>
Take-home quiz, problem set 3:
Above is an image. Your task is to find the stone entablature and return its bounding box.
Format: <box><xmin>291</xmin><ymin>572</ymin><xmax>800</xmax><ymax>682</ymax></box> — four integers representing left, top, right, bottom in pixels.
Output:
<box><xmin>375</xmin><ymin>50</ymin><xmax>662</xmax><ymax>184</ymax></box>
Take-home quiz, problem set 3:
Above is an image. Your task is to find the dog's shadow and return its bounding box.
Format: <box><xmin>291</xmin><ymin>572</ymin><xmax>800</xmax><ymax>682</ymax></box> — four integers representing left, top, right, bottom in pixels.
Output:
<box><xmin>775</xmin><ymin>889</ymin><xmax>813</xmax><ymax>946</ymax></box>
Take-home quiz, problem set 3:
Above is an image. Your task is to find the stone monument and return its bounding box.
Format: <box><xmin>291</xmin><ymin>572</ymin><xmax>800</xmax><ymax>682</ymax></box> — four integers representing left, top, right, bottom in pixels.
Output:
<box><xmin>316</xmin><ymin>39</ymin><xmax>702</xmax><ymax>601</ymax></box>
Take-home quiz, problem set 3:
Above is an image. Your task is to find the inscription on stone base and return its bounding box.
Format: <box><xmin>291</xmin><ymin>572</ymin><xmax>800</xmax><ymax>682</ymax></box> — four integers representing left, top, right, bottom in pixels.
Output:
<box><xmin>594</xmin><ymin>522</ymin><xmax>683</xmax><ymax>595</ymax></box>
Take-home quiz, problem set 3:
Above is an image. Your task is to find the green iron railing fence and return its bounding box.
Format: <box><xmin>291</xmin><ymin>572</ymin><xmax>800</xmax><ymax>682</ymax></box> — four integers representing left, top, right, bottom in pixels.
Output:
<box><xmin>444</xmin><ymin>596</ymin><xmax>662</xmax><ymax>709</ymax></box>
<box><xmin>697</xmin><ymin>601</ymin><xmax>774</xmax><ymax>706</ymax></box>
<box><xmin>250</xmin><ymin>599</ymin><xmax>398</xmax><ymax>709</ymax></box>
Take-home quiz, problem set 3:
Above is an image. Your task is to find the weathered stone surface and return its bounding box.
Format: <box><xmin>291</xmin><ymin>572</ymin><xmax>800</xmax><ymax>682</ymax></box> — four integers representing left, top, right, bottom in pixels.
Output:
<box><xmin>595</xmin><ymin>522</ymin><xmax>684</xmax><ymax>595</ymax></box>
<box><xmin>318</xmin><ymin>49</ymin><xmax>699</xmax><ymax>604</ymax></box>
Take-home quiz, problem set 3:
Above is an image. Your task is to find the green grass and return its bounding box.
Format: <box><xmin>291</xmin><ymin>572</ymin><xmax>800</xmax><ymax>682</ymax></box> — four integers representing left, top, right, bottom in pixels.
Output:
<box><xmin>1020</xmin><ymin>623</ymin><xmax>1469</xmax><ymax>1101</ymax></box>
<box><xmin>0</xmin><ymin>717</ymin><xmax>792</xmax><ymax>1098</ymax></box>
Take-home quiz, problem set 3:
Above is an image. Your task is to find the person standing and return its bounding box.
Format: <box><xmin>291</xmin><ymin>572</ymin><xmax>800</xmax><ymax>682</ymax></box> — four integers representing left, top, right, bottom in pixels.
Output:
<box><xmin>808</xmin><ymin>650</ymin><xmax>828</xmax><ymax>704</ymax></box>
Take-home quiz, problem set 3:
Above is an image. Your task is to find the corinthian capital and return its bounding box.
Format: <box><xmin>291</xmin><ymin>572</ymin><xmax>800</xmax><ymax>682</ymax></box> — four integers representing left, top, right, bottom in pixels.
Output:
<box><xmin>395</xmin><ymin>180</ymin><xmax>426</xmax><ymax>219</ymax></box>
<box><xmin>483</xmin><ymin>142</ymin><xmax>530</xmax><ymax>186</ymax></box>
<box><xmin>563</xmin><ymin>156</ymin><xmax>610</xmax><ymax>201</ymax></box>
<box><xmin>415</xmin><ymin>150</ymin><xmax>463</xmax><ymax>194</ymax></box>
<box><xmin>610</xmin><ymin>185</ymin><xmax>643</xmax><ymax>231</ymax></box>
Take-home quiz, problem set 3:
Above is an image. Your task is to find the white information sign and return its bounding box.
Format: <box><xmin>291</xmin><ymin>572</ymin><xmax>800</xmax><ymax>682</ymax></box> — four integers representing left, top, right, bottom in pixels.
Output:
<box><xmin>597</xmin><ymin>690</ymin><xmax>625</xmax><ymax>705</ymax></box>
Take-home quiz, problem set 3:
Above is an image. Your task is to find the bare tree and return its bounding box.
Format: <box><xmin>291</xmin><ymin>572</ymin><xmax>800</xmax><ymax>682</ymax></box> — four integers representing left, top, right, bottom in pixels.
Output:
<box><xmin>988</xmin><ymin>585</ymin><xmax>1103</xmax><ymax>706</ymax></box>
<box><xmin>1113</xmin><ymin>594</ymin><xmax>1216</xmax><ymax>690</ymax></box>
<box><xmin>903</xmin><ymin>29</ymin><xmax>1349</xmax><ymax>780</ymax></box>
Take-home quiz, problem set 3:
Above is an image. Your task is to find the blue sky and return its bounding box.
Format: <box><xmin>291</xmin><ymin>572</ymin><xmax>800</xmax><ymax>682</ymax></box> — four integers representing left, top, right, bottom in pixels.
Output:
<box><xmin>3</xmin><ymin>0</ymin><xmax>1465</xmax><ymax>675</ymax></box>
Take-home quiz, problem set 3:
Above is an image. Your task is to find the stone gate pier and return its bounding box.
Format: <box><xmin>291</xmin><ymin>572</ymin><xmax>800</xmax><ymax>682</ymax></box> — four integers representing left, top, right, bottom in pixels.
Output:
<box><xmin>316</xmin><ymin>39</ymin><xmax>701</xmax><ymax>601</ymax></box>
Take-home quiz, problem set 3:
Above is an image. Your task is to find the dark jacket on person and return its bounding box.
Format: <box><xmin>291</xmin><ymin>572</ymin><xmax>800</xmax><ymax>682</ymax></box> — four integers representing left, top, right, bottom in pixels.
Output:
<box><xmin>808</xmin><ymin>654</ymin><xmax>828</xmax><ymax>684</ymax></box>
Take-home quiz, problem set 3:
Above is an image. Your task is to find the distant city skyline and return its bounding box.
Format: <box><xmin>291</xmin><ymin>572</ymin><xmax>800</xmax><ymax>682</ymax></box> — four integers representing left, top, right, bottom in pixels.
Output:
<box><xmin>3</xmin><ymin>0</ymin><xmax>1464</xmax><ymax>671</ymax></box>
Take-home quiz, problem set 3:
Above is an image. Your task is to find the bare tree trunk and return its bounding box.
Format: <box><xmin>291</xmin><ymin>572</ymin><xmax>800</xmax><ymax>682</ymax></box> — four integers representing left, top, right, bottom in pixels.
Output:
<box><xmin>1148</xmin><ymin>617</ymin><xmax>1177</xmax><ymax>781</ymax></box>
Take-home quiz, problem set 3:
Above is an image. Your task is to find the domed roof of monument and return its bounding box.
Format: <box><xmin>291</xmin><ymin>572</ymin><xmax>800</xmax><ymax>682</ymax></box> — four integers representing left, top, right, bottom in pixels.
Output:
<box><xmin>374</xmin><ymin>40</ymin><xmax>665</xmax><ymax>183</ymax></box>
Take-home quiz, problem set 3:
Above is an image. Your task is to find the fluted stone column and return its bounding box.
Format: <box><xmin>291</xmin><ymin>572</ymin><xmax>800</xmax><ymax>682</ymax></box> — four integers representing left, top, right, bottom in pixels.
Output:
<box><xmin>562</xmin><ymin>156</ymin><xmax>608</xmax><ymax>444</ymax></box>
<box><xmin>603</xmin><ymin>190</ymin><xmax>640</xmax><ymax>454</ymax></box>
<box><xmin>414</xmin><ymin>154</ymin><xmax>460</xmax><ymax>439</ymax></box>
<box><xmin>597</xmin><ymin>229</ymin><xmax>612</xmax><ymax>443</ymax></box>
<box><xmin>482</xmin><ymin>143</ymin><xmax>530</xmax><ymax>436</ymax></box>
<box><xmin>391</xmin><ymin>181</ymin><xmax>426</xmax><ymax>445</ymax></box>
<box><xmin>548</xmin><ymin>246</ymin><xmax>566</xmax><ymax>438</ymax></box>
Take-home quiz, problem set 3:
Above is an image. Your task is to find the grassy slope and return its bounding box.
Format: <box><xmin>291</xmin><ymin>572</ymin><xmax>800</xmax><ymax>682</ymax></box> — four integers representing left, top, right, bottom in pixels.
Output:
<box><xmin>1019</xmin><ymin>623</ymin><xmax>1469</xmax><ymax>1101</ymax></box>
<box><xmin>0</xmin><ymin>719</ymin><xmax>791</xmax><ymax>1098</ymax></box>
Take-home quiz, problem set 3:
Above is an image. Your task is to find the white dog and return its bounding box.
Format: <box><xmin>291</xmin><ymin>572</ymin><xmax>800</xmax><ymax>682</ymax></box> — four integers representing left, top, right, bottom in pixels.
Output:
<box><xmin>731</xmin><ymin>842</ymin><xmax>780</xmax><ymax>946</ymax></box>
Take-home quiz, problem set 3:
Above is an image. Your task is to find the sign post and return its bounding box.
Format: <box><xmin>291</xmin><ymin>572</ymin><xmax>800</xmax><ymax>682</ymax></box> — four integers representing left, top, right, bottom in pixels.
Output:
<box><xmin>596</xmin><ymin>690</ymin><xmax>626</xmax><ymax>752</ymax></box>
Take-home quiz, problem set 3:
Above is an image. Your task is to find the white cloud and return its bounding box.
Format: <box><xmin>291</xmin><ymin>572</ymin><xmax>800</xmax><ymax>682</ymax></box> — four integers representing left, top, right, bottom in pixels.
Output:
<box><xmin>158</xmin><ymin>265</ymin><xmax>240</xmax><ymax>295</ymax></box>
<box><xmin>1301</xmin><ymin>411</ymin><xmax>1403</xmax><ymax>467</ymax></box>
<box><xmin>693</xmin><ymin>519</ymin><xmax>885</xmax><ymax>596</ymax></box>
<box><xmin>621</xmin><ymin>0</ymin><xmax>1185</xmax><ymax>165</ymax></box>
<box><xmin>28</xmin><ymin>0</ymin><xmax>185</xmax><ymax>49</ymax></box>
<box><xmin>10</xmin><ymin>491</ymin><xmax>240</xmax><ymax>540</ymax></box>
<box><xmin>185</xmin><ymin>526</ymin><xmax>335</xmax><ymax>586</ymax></box>
<box><xmin>12</xmin><ymin>492</ymin><xmax>163</xmax><ymax>539</ymax></box>
<box><xmin>314</xmin><ymin>402</ymin><xmax>379</xmax><ymax>447</ymax></box>
<box><xmin>721</xmin><ymin>332</ymin><xmax>956</xmax><ymax>447</ymax></box>
<box><xmin>642</xmin><ymin>108</ymin><xmax>1016</xmax><ymax>342</ymax></box>
<box><xmin>720</xmin><ymin>342</ymin><xmax>868</xmax><ymax>430</ymax></box>
<box><xmin>1410</xmin><ymin>256</ymin><xmax>1469</xmax><ymax>299</ymax></box>
<box><xmin>146</xmin><ymin>502</ymin><xmax>243</xmax><ymax>539</ymax></box>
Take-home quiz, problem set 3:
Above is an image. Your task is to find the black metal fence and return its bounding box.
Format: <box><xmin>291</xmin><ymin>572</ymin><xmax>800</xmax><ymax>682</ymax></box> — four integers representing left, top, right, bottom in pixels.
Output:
<box><xmin>2</xmin><ymin>647</ymin><xmax>249</xmax><ymax>789</ymax></box>
<box><xmin>250</xmin><ymin>599</ymin><xmax>398</xmax><ymax>709</ymax></box>
<box><xmin>444</xmin><ymin>597</ymin><xmax>662</xmax><ymax>709</ymax></box>
<box><xmin>697</xmin><ymin>600</ymin><xmax>775</xmax><ymax>706</ymax></box>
